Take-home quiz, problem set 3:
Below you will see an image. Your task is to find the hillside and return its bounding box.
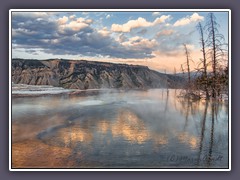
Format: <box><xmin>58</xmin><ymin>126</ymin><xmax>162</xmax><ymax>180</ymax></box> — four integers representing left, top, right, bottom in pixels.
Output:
<box><xmin>12</xmin><ymin>59</ymin><xmax>184</xmax><ymax>90</ymax></box>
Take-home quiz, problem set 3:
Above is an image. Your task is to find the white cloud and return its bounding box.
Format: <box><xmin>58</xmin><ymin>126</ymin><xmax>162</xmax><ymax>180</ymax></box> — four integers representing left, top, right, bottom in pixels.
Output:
<box><xmin>106</xmin><ymin>14</ymin><xmax>111</xmax><ymax>19</ymax></box>
<box><xmin>121</xmin><ymin>36</ymin><xmax>158</xmax><ymax>49</ymax></box>
<box><xmin>62</xmin><ymin>21</ymin><xmax>88</xmax><ymax>31</ymax></box>
<box><xmin>14</xmin><ymin>12</ymin><xmax>201</xmax><ymax>60</ymax></box>
<box><xmin>85</xmin><ymin>19</ymin><xmax>93</xmax><ymax>24</ymax></box>
<box><xmin>57</xmin><ymin>16</ymin><xmax>68</xmax><ymax>25</ymax></box>
<box><xmin>69</xmin><ymin>15</ymin><xmax>76</xmax><ymax>20</ymax></box>
<box><xmin>152</xmin><ymin>12</ymin><xmax>161</xmax><ymax>16</ymax></box>
<box><xmin>111</xmin><ymin>15</ymin><xmax>170</xmax><ymax>33</ymax></box>
<box><xmin>153</xmin><ymin>15</ymin><xmax>171</xmax><ymax>24</ymax></box>
<box><xmin>12</xmin><ymin>12</ymin><xmax>49</xmax><ymax>18</ymax></box>
<box><xmin>51</xmin><ymin>39</ymin><xmax>60</xmax><ymax>44</ymax></box>
<box><xmin>115</xmin><ymin>34</ymin><xmax>127</xmax><ymax>43</ymax></box>
<box><xmin>173</xmin><ymin>13</ymin><xmax>204</xmax><ymax>27</ymax></box>
<box><xmin>190</xmin><ymin>13</ymin><xmax>204</xmax><ymax>21</ymax></box>
<box><xmin>156</xmin><ymin>29</ymin><xmax>174</xmax><ymax>37</ymax></box>
<box><xmin>57</xmin><ymin>17</ymin><xmax>93</xmax><ymax>32</ymax></box>
<box><xmin>12</xmin><ymin>28</ymin><xmax>37</xmax><ymax>36</ymax></box>
<box><xmin>98</xmin><ymin>27</ymin><xmax>110</xmax><ymax>36</ymax></box>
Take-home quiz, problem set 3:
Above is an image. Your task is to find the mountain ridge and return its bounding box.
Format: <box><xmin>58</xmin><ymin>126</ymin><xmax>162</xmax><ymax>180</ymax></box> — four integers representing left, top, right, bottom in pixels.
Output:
<box><xmin>12</xmin><ymin>58</ymin><xmax>184</xmax><ymax>90</ymax></box>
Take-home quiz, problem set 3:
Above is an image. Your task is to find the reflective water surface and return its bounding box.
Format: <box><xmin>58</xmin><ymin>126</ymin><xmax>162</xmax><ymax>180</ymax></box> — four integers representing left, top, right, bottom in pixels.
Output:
<box><xmin>12</xmin><ymin>89</ymin><xmax>229</xmax><ymax>168</ymax></box>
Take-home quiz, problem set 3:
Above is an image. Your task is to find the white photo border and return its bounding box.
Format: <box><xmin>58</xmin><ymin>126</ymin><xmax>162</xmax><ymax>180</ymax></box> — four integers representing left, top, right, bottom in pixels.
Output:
<box><xmin>9</xmin><ymin>9</ymin><xmax>231</xmax><ymax>172</ymax></box>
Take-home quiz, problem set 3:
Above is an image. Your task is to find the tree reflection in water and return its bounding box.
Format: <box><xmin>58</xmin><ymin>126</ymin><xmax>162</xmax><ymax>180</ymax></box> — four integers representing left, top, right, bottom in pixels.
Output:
<box><xmin>12</xmin><ymin>89</ymin><xmax>228</xmax><ymax>168</ymax></box>
<box><xmin>177</xmin><ymin>94</ymin><xmax>227</xmax><ymax>167</ymax></box>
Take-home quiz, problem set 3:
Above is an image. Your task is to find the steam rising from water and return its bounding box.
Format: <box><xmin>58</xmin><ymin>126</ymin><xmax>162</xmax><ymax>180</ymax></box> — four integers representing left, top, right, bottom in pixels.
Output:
<box><xmin>12</xmin><ymin>87</ymin><xmax>229</xmax><ymax>168</ymax></box>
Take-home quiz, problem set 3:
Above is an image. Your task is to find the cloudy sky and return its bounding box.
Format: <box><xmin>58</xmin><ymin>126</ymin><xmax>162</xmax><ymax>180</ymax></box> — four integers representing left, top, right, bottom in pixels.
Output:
<box><xmin>11</xmin><ymin>10</ymin><xmax>229</xmax><ymax>72</ymax></box>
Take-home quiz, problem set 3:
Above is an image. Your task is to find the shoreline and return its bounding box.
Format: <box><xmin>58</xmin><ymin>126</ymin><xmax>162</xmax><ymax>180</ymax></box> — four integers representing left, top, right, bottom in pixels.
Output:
<box><xmin>11</xmin><ymin>83</ymin><xmax>168</xmax><ymax>98</ymax></box>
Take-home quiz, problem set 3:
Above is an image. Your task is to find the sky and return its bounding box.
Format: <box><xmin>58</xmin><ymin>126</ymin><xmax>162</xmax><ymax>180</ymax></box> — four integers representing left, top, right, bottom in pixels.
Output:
<box><xmin>11</xmin><ymin>10</ymin><xmax>229</xmax><ymax>73</ymax></box>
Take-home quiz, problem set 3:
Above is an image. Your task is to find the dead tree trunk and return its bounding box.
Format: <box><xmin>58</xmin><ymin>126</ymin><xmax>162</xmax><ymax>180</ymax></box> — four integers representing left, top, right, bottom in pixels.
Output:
<box><xmin>210</xmin><ymin>14</ymin><xmax>217</xmax><ymax>98</ymax></box>
<box><xmin>197</xmin><ymin>22</ymin><xmax>210</xmax><ymax>99</ymax></box>
<box><xmin>183</xmin><ymin>44</ymin><xmax>191</xmax><ymax>87</ymax></box>
<box><xmin>206</xmin><ymin>13</ymin><xmax>226</xmax><ymax>99</ymax></box>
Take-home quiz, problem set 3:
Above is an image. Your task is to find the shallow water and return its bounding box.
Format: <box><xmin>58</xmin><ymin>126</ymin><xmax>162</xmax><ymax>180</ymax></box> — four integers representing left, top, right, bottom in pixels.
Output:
<box><xmin>11</xmin><ymin>89</ymin><xmax>229</xmax><ymax>168</ymax></box>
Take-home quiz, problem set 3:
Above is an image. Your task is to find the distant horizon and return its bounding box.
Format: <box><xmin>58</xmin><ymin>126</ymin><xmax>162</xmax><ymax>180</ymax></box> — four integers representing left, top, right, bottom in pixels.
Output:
<box><xmin>11</xmin><ymin>10</ymin><xmax>229</xmax><ymax>73</ymax></box>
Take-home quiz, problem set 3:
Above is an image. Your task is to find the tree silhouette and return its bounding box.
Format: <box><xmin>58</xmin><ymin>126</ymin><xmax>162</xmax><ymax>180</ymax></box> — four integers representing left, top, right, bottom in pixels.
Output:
<box><xmin>205</xmin><ymin>13</ymin><xmax>227</xmax><ymax>98</ymax></box>
<box><xmin>197</xmin><ymin>22</ymin><xmax>210</xmax><ymax>99</ymax></box>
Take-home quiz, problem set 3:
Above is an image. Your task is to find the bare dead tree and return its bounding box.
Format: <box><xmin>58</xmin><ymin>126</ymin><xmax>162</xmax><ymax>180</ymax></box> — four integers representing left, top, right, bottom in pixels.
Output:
<box><xmin>183</xmin><ymin>44</ymin><xmax>192</xmax><ymax>86</ymax></box>
<box><xmin>197</xmin><ymin>22</ymin><xmax>210</xmax><ymax>99</ymax></box>
<box><xmin>205</xmin><ymin>13</ymin><xmax>226</xmax><ymax>98</ymax></box>
<box><xmin>180</xmin><ymin>64</ymin><xmax>185</xmax><ymax>75</ymax></box>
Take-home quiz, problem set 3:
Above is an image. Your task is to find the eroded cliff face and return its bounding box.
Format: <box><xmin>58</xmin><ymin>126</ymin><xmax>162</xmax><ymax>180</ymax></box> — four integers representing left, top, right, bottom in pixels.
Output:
<box><xmin>12</xmin><ymin>59</ymin><xmax>183</xmax><ymax>90</ymax></box>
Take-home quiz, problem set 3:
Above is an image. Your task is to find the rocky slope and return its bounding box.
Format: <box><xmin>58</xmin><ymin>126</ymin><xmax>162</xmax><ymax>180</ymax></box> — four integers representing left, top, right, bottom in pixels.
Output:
<box><xmin>12</xmin><ymin>59</ymin><xmax>184</xmax><ymax>90</ymax></box>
